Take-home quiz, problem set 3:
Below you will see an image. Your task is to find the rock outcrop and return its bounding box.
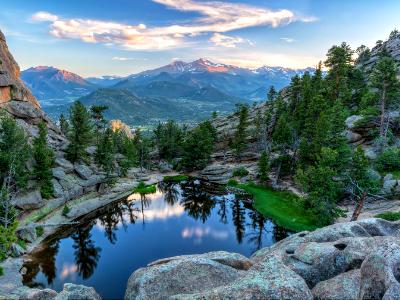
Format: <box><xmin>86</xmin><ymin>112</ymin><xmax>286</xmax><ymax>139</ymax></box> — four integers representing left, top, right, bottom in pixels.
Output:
<box><xmin>126</xmin><ymin>218</ymin><xmax>400</xmax><ymax>300</ymax></box>
<box><xmin>0</xmin><ymin>31</ymin><xmax>39</xmax><ymax>106</ymax></box>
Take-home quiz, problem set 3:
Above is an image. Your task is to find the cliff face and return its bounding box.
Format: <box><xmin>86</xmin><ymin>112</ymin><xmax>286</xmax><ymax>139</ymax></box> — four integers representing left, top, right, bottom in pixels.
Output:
<box><xmin>0</xmin><ymin>31</ymin><xmax>39</xmax><ymax>106</ymax></box>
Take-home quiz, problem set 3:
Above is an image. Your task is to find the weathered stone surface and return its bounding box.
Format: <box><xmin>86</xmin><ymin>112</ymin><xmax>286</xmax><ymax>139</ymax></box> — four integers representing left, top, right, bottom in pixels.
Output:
<box><xmin>199</xmin><ymin>164</ymin><xmax>232</xmax><ymax>184</ymax></box>
<box><xmin>345</xmin><ymin>130</ymin><xmax>363</xmax><ymax>143</ymax></box>
<box><xmin>74</xmin><ymin>164</ymin><xmax>93</xmax><ymax>180</ymax></box>
<box><xmin>126</xmin><ymin>219</ymin><xmax>400</xmax><ymax>300</ymax></box>
<box><xmin>13</xmin><ymin>190</ymin><xmax>44</xmax><ymax>210</ymax></box>
<box><xmin>54</xmin><ymin>283</ymin><xmax>101</xmax><ymax>300</ymax></box>
<box><xmin>312</xmin><ymin>269</ymin><xmax>361</xmax><ymax>300</ymax></box>
<box><xmin>10</xmin><ymin>243</ymin><xmax>26</xmax><ymax>257</ymax></box>
<box><xmin>52</xmin><ymin>179</ymin><xmax>64</xmax><ymax>198</ymax></box>
<box><xmin>55</xmin><ymin>158</ymin><xmax>74</xmax><ymax>173</ymax></box>
<box><xmin>16</xmin><ymin>223</ymin><xmax>37</xmax><ymax>243</ymax></box>
<box><xmin>358</xmin><ymin>243</ymin><xmax>400</xmax><ymax>299</ymax></box>
<box><xmin>19</xmin><ymin>288</ymin><xmax>58</xmax><ymax>300</ymax></box>
<box><xmin>345</xmin><ymin>115</ymin><xmax>363</xmax><ymax>129</ymax></box>
<box><xmin>52</xmin><ymin>167</ymin><xmax>66</xmax><ymax>180</ymax></box>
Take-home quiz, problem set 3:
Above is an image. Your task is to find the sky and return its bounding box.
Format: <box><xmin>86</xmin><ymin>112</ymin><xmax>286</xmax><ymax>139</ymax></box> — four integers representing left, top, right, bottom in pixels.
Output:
<box><xmin>1</xmin><ymin>0</ymin><xmax>400</xmax><ymax>77</ymax></box>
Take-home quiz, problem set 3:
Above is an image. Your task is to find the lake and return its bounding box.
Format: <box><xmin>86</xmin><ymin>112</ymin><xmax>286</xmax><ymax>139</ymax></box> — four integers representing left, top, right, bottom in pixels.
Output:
<box><xmin>22</xmin><ymin>180</ymin><xmax>290</xmax><ymax>299</ymax></box>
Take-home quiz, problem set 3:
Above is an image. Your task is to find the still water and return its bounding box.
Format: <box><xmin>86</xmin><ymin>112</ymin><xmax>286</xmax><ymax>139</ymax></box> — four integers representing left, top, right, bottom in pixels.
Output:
<box><xmin>23</xmin><ymin>180</ymin><xmax>289</xmax><ymax>299</ymax></box>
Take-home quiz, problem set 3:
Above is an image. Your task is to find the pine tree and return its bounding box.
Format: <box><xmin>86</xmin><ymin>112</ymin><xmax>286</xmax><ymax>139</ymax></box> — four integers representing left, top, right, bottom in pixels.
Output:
<box><xmin>33</xmin><ymin>122</ymin><xmax>55</xmax><ymax>199</ymax></box>
<box><xmin>90</xmin><ymin>105</ymin><xmax>108</xmax><ymax>135</ymax></box>
<box><xmin>370</xmin><ymin>56</ymin><xmax>400</xmax><ymax>137</ymax></box>
<box><xmin>267</xmin><ymin>86</ymin><xmax>277</xmax><ymax>102</ymax></box>
<box><xmin>66</xmin><ymin>101</ymin><xmax>93</xmax><ymax>163</ymax></box>
<box><xmin>258</xmin><ymin>151</ymin><xmax>270</xmax><ymax>185</ymax></box>
<box><xmin>231</xmin><ymin>104</ymin><xmax>249</xmax><ymax>161</ymax></box>
<box><xmin>94</xmin><ymin>128</ymin><xmax>116</xmax><ymax>178</ymax></box>
<box><xmin>59</xmin><ymin>114</ymin><xmax>69</xmax><ymax>135</ymax></box>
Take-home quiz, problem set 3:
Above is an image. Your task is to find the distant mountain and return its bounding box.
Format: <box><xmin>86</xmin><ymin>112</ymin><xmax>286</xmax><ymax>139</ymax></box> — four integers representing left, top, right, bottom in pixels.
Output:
<box><xmin>23</xmin><ymin>59</ymin><xmax>313</xmax><ymax>125</ymax></box>
<box><xmin>21</xmin><ymin>66</ymin><xmax>97</xmax><ymax>100</ymax></box>
<box><xmin>122</xmin><ymin>59</ymin><xmax>313</xmax><ymax>101</ymax></box>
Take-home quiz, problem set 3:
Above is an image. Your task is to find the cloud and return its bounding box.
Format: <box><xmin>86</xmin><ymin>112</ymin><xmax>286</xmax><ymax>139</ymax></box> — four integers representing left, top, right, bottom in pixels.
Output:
<box><xmin>31</xmin><ymin>0</ymin><xmax>315</xmax><ymax>51</ymax></box>
<box><xmin>209</xmin><ymin>33</ymin><xmax>248</xmax><ymax>48</ymax></box>
<box><xmin>112</xmin><ymin>56</ymin><xmax>147</xmax><ymax>61</ymax></box>
<box><xmin>280</xmin><ymin>37</ymin><xmax>295</xmax><ymax>43</ymax></box>
<box><xmin>31</xmin><ymin>11</ymin><xmax>58</xmax><ymax>22</ymax></box>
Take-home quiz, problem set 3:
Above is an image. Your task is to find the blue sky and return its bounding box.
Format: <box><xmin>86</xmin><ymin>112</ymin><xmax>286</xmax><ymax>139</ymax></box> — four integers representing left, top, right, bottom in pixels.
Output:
<box><xmin>1</xmin><ymin>0</ymin><xmax>399</xmax><ymax>77</ymax></box>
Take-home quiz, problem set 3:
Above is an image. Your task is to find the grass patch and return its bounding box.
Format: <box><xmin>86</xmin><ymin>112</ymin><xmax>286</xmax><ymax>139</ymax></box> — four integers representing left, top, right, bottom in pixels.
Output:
<box><xmin>227</xmin><ymin>179</ymin><xmax>239</xmax><ymax>186</ymax></box>
<box><xmin>62</xmin><ymin>205</ymin><xmax>70</xmax><ymax>217</ymax></box>
<box><xmin>390</xmin><ymin>170</ymin><xmax>400</xmax><ymax>180</ymax></box>
<box><xmin>375</xmin><ymin>211</ymin><xmax>400</xmax><ymax>221</ymax></box>
<box><xmin>235</xmin><ymin>183</ymin><xmax>319</xmax><ymax>232</ymax></box>
<box><xmin>25</xmin><ymin>207</ymin><xmax>52</xmax><ymax>223</ymax></box>
<box><xmin>35</xmin><ymin>226</ymin><xmax>44</xmax><ymax>237</ymax></box>
<box><xmin>134</xmin><ymin>182</ymin><xmax>157</xmax><ymax>194</ymax></box>
<box><xmin>163</xmin><ymin>175</ymin><xmax>189</xmax><ymax>183</ymax></box>
<box><xmin>17</xmin><ymin>239</ymin><xmax>26</xmax><ymax>250</ymax></box>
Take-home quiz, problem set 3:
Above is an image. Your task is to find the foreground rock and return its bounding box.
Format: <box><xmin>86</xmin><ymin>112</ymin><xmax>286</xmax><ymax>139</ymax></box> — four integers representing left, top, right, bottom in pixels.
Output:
<box><xmin>19</xmin><ymin>283</ymin><xmax>101</xmax><ymax>300</ymax></box>
<box><xmin>126</xmin><ymin>218</ymin><xmax>400</xmax><ymax>300</ymax></box>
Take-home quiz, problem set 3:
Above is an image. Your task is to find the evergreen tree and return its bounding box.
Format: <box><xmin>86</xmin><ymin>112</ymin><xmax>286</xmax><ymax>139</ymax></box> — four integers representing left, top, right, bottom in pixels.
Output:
<box><xmin>258</xmin><ymin>151</ymin><xmax>270</xmax><ymax>185</ymax></box>
<box><xmin>90</xmin><ymin>105</ymin><xmax>108</xmax><ymax>135</ymax></box>
<box><xmin>370</xmin><ymin>56</ymin><xmax>400</xmax><ymax>137</ymax></box>
<box><xmin>33</xmin><ymin>122</ymin><xmax>55</xmax><ymax>199</ymax></box>
<box><xmin>296</xmin><ymin>148</ymin><xmax>344</xmax><ymax>225</ymax></box>
<box><xmin>59</xmin><ymin>114</ymin><xmax>69</xmax><ymax>136</ymax></box>
<box><xmin>95</xmin><ymin>128</ymin><xmax>116</xmax><ymax>178</ymax></box>
<box><xmin>153</xmin><ymin>120</ymin><xmax>184</xmax><ymax>161</ymax></box>
<box><xmin>267</xmin><ymin>86</ymin><xmax>277</xmax><ymax>102</ymax></box>
<box><xmin>181</xmin><ymin>121</ymin><xmax>216</xmax><ymax>170</ymax></box>
<box><xmin>66</xmin><ymin>101</ymin><xmax>93</xmax><ymax>163</ymax></box>
<box><xmin>0</xmin><ymin>114</ymin><xmax>30</xmax><ymax>189</ymax></box>
<box><xmin>231</xmin><ymin>104</ymin><xmax>249</xmax><ymax>161</ymax></box>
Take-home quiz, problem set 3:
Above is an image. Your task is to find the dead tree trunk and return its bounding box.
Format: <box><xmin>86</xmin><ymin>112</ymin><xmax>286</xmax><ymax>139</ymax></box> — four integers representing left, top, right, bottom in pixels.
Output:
<box><xmin>351</xmin><ymin>192</ymin><xmax>367</xmax><ymax>221</ymax></box>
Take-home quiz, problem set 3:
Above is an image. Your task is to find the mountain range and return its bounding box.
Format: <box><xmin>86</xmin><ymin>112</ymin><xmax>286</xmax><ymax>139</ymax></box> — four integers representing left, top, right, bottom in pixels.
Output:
<box><xmin>22</xmin><ymin>59</ymin><xmax>313</xmax><ymax>126</ymax></box>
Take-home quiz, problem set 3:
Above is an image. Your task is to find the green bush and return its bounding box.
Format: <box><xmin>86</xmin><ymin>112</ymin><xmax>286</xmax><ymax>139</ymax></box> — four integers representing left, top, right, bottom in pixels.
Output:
<box><xmin>17</xmin><ymin>239</ymin><xmax>26</xmax><ymax>250</ymax></box>
<box><xmin>376</xmin><ymin>147</ymin><xmax>400</xmax><ymax>172</ymax></box>
<box><xmin>163</xmin><ymin>175</ymin><xmax>189</xmax><ymax>183</ymax></box>
<box><xmin>227</xmin><ymin>179</ymin><xmax>239</xmax><ymax>186</ymax></box>
<box><xmin>35</xmin><ymin>226</ymin><xmax>44</xmax><ymax>237</ymax></box>
<box><xmin>0</xmin><ymin>266</ymin><xmax>3</xmax><ymax>276</ymax></box>
<box><xmin>62</xmin><ymin>205</ymin><xmax>70</xmax><ymax>217</ymax></box>
<box><xmin>0</xmin><ymin>222</ymin><xmax>17</xmax><ymax>261</ymax></box>
<box><xmin>375</xmin><ymin>211</ymin><xmax>400</xmax><ymax>221</ymax></box>
<box><xmin>232</xmin><ymin>167</ymin><xmax>249</xmax><ymax>177</ymax></box>
<box><xmin>134</xmin><ymin>182</ymin><xmax>157</xmax><ymax>194</ymax></box>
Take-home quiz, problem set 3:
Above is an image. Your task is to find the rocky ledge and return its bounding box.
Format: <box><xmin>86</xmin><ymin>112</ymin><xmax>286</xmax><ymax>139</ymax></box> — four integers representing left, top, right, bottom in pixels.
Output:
<box><xmin>126</xmin><ymin>218</ymin><xmax>400</xmax><ymax>300</ymax></box>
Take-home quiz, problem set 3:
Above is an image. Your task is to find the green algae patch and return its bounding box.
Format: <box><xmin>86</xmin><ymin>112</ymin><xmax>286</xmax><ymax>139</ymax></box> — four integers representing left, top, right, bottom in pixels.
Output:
<box><xmin>134</xmin><ymin>182</ymin><xmax>157</xmax><ymax>194</ymax></box>
<box><xmin>235</xmin><ymin>184</ymin><xmax>319</xmax><ymax>232</ymax></box>
<box><xmin>163</xmin><ymin>175</ymin><xmax>190</xmax><ymax>183</ymax></box>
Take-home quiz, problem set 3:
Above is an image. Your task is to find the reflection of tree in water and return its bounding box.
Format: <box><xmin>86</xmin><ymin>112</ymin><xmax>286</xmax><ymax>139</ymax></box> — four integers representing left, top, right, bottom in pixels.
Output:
<box><xmin>71</xmin><ymin>221</ymin><xmax>101</xmax><ymax>280</ymax></box>
<box><xmin>158</xmin><ymin>182</ymin><xmax>180</xmax><ymax>206</ymax></box>
<box><xmin>180</xmin><ymin>180</ymin><xmax>215</xmax><ymax>223</ymax></box>
<box><xmin>231</xmin><ymin>198</ymin><xmax>246</xmax><ymax>244</ymax></box>
<box><xmin>246</xmin><ymin>210</ymin><xmax>269</xmax><ymax>252</ymax></box>
<box><xmin>138</xmin><ymin>194</ymin><xmax>151</xmax><ymax>225</ymax></box>
<box><xmin>216</xmin><ymin>197</ymin><xmax>228</xmax><ymax>224</ymax></box>
<box><xmin>98</xmin><ymin>199</ymin><xmax>139</xmax><ymax>244</ymax></box>
<box><xmin>273</xmin><ymin>225</ymin><xmax>289</xmax><ymax>242</ymax></box>
<box><xmin>22</xmin><ymin>240</ymin><xmax>60</xmax><ymax>288</ymax></box>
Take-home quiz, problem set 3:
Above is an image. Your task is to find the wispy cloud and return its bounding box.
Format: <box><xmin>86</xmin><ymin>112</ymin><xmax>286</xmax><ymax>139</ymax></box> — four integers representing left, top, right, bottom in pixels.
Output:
<box><xmin>280</xmin><ymin>37</ymin><xmax>295</xmax><ymax>43</ymax></box>
<box><xmin>112</xmin><ymin>56</ymin><xmax>147</xmax><ymax>61</ymax></box>
<box><xmin>31</xmin><ymin>0</ymin><xmax>315</xmax><ymax>51</ymax></box>
<box><xmin>209</xmin><ymin>33</ymin><xmax>249</xmax><ymax>48</ymax></box>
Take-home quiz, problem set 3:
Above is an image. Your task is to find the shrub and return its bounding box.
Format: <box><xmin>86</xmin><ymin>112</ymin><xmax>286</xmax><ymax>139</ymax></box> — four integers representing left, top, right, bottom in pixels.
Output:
<box><xmin>0</xmin><ymin>266</ymin><xmax>3</xmax><ymax>276</ymax></box>
<box><xmin>35</xmin><ymin>226</ymin><xmax>44</xmax><ymax>237</ymax></box>
<box><xmin>376</xmin><ymin>147</ymin><xmax>400</xmax><ymax>172</ymax></box>
<box><xmin>375</xmin><ymin>211</ymin><xmax>400</xmax><ymax>221</ymax></box>
<box><xmin>134</xmin><ymin>182</ymin><xmax>157</xmax><ymax>194</ymax></box>
<box><xmin>62</xmin><ymin>205</ymin><xmax>70</xmax><ymax>217</ymax></box>
<box><xmin>227</xmin><ymin>179</ymin><xmax>239</xmax><ymax>186</ymax></box>
<box><xmin>17</xmin><ymin>239</ymin><xmax>26</xmax><ymax>250</ymax></box>
<box><xmin>163</xmin><ymin>175</ymin><xmax>189</xmax><ymax>183</ymax></box>
<box><xmin>232</xmin><ymin>167</ymin><xmax>249</xmax><ymax>177</ymax></box>
<box><xmin>0</xmin><ymin>222</ymin><xmax>17</xmax><ymax>261</ymax></box>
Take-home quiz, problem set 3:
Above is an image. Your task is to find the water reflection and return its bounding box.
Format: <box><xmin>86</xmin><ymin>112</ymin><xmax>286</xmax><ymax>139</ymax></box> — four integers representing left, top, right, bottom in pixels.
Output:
<box><xmin>23</xmin><ymin>180</ymin><xmax>290</xmax><ymax>296</ymax></box>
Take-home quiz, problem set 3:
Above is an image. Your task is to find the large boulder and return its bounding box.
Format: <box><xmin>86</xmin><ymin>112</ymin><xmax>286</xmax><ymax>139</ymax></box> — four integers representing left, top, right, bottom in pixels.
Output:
<box><xmin>55</xmin><ymin>157</ymin><xmax>74</xmax><ymax>173</ymax></box>
<box><xmin>54</xmin><ymin>283</ymin><xmax>101</xmax><ymax>300</ymax></box>
<box><xmin>74</xmin><ymin>164</ymin><xmax>93</xmax><ymax>180</ymax></box>
<box><xmin>13</xmin><ymin>190</ymin><xmax>44</xmax><ymax>210</ymax></box>
<box><xmin>126</xmin><ymin>219</ymin><xmax>400</xmax><ymax>300</ymax></box>
<box><xmin>15</xmin><ymin>223</ymin><xmax>37</xmax><ymax>243</ymax></box>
